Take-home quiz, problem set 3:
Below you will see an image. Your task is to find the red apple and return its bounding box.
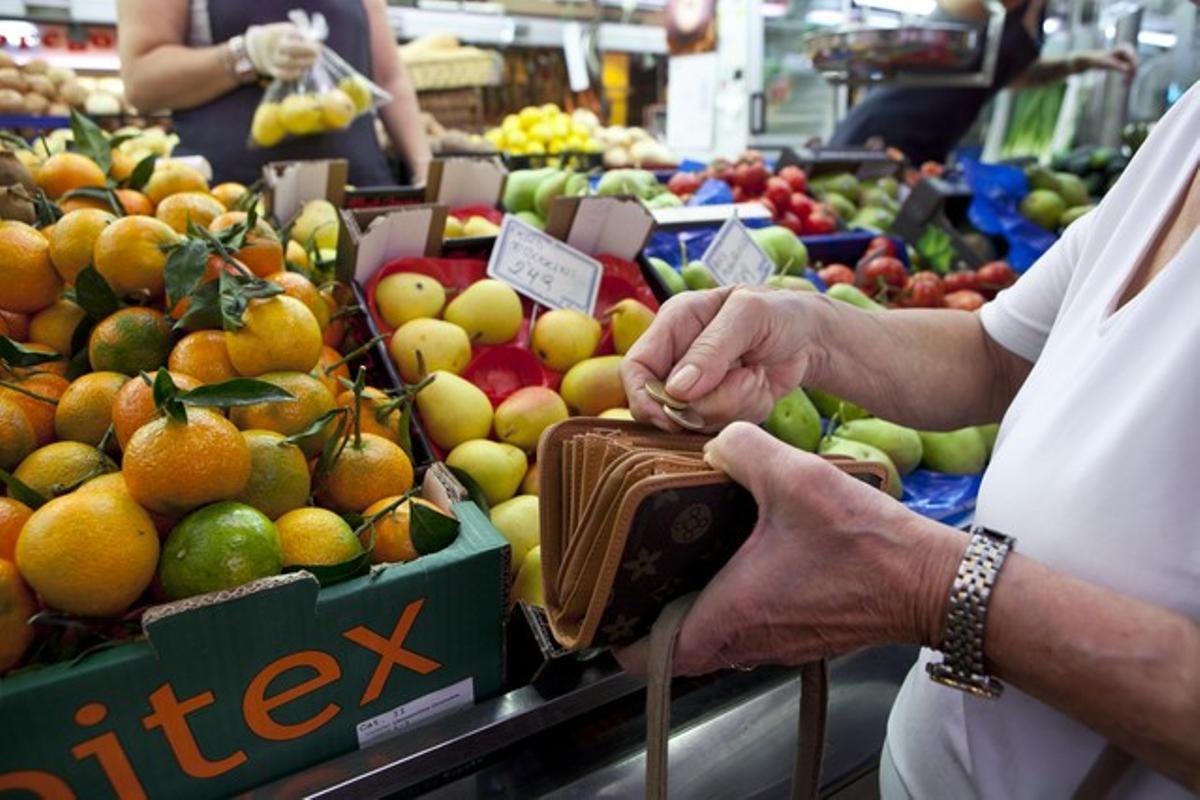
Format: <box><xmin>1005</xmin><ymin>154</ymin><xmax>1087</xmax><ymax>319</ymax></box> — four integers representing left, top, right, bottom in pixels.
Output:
<box><xmin>735</xmin><ymin>162</ymin><xmax>769</xmax><ymax>193</ymax></box>
<box><xmin>859</xmin><ymin>256</ymin><xmax>907</xmax><ymax>301</ymax></box>
<box><xmin>731</xmin><ymin>185</ymin><xmax>746</xmax><ymax>203</ymax></box>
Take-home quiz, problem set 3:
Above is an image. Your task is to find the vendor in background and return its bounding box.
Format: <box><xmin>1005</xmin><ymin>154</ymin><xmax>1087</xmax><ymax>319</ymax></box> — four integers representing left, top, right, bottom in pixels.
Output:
<box><xmin>117</xmin><ymin>0</ymin><xmax>431</xmax><ymax>187</ymax></box>
<box><xmin>828</xmin><ymin>0</ymin><xmax>1138</xmax><ymax>164</ymax></box>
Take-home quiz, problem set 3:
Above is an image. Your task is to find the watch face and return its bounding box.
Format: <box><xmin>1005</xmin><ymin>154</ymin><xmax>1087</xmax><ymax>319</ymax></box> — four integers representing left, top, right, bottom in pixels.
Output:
<box><xmin>666</xmin><ymin>0</ymin><xmax>716</xmax><ymax>55</ymax></box>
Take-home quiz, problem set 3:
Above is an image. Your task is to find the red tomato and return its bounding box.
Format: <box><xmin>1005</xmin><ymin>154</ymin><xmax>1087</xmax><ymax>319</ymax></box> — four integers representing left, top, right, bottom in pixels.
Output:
<box><xmin>667</xmin><ymin>172</ymin><xmax>703</xmax><ymax>196</ymax></box>
<box><xmin>778</xmin><ymin>165</ymin><xmax>808</xmax><ymax>194</ymax></box>
<box><xmin>867</xmin><ymin>235</ymin><xmax>896</xmax><ymax>257</ymax></box>
<box><xmin>765</xmin><ymin>176</ymin><xmax>792</xmax><ymax>210</ymax></box>
<box><xmin>859</xmin><ymin>256</ymin><xmax>908</xmax><ymax>300</ymax></box>
<box><xmin>735</xmin><ymin>162</ymin><xmax>769</xmax><ymax>193</ymax></box>
<box><xmin>803</xmin><ymin>210</ymin><xmax>837</xmax><ymax>235</ymax></box>
<box><xmin>943</xmin><ymin>269</ymin><xmax>980</xmax><ymax>294</ymax></box>
<box><xmin>779</xmin><ymin>211</ymin><xmax>805</xmax><ymax>236</ymax></box>
<box><xmin>716</xmin><ymin>166</ymin><xmax>737</xmax><ymax>185</ymax></box>
<box><xmin>976</xmin><ymin>261</ymin><xmax>1016</xmax><ymax>298</ymax></box>
<box><xmin>818</xmin><ymin>264</ymin><xmax>855</xmax><ymax>286</ymax></box>
<box><xmin>731</xmin><ymin>185</ymin><xmax>746</xmax><ymax>203</ymax></box>
<box><xmin>759</xmin><ymin>196</ymin><xmax>778</xmax><ymax>218</ymax></box>
<box><xmin>943</xmin><ymin>289</ymin><xmax>986</xmax><ymax>311</ymax></box>
<box><xmin>899</xmin><ymin>271</ymin><xmax>945</xmax><ymax>308</ymax></box>
<box><xmin>790</xmin><ymin>193</ymin><xmax>814</xmax><ymax>220</ymax></box>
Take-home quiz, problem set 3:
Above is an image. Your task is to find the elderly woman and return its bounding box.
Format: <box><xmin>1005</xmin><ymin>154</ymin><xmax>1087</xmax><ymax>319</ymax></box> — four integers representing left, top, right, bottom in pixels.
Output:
<box><xmin>621</xmin><ymin>81</ymin><xmax>1199</xmax><ymax>797</ymax></box>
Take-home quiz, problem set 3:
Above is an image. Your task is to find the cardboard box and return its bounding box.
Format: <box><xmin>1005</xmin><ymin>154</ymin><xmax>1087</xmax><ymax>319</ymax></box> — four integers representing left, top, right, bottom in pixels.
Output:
<box><xmin>424</xmin><ymin>158</ymin><xmax>507</xmax><ymax>210</ymax></box>
<box><xmin>544</xmin><ymin>195</ymin><xmax>656</xmax><ymax>262</ymax></box>
<box><xmin>263</xmin><ymin>159</ymin><xmax>349</xmax><ymax>226</ymax></box>
<box><xmin>0</xmin><ymin>467</ymin><xmax>508</xmax><ymax>800</ymax></box>
<box><xmin>336</xmin><ymin>204</ymin><xmax>449</xmax><ymax>285</ymax></box>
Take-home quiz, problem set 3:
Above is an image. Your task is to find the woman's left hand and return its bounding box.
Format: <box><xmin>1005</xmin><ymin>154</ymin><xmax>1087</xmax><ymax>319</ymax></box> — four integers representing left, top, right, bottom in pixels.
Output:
<box><xmin>616</xmin><ymin>422</ymin><xmax>966</xmax><ymax>676</ymax></box>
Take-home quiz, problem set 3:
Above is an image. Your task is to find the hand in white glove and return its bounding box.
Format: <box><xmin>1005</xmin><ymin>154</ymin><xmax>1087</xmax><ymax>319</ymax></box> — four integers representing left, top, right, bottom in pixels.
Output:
<box><xmin>244</xmin><ymin>23</ymin><xmax>320</xmax><ymax>81</ymax></box>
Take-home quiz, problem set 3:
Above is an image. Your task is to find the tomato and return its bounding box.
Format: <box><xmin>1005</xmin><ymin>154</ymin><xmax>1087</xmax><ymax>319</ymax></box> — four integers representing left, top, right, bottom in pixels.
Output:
<box><xmin>899</xmin><ymin>271</ymin><xmax>945</xmax><ymax>308</ymax></box>
<box><xmin>818</xmin><ymin>264</ymin><xmax>855</xmax><ymax>286</ymax></box>
<box><xmin>858</xmin><ymin>256</ymin><xmax>907</xmax><ymax>300</ymax></box>
<box><xmin>803</xmin><ymin>211</ymin><xmax>837</xmax><ymax>235</ymax></box>
<box><xmin>943</xmin><ymin>289</ymin><xmax>986</xmax><ymax>311</ymax></box>
<box><xmin>765</xmin><ymin>177</ymin><xmax>792</xmax><ymax>210</ymax></box>
<box><xmin>790</xmin><ymin>193</ymin><xmax>814</xmax><ymax>220</ymax></box>
<box><xmin>976</xmin><ymin>261</ymin><xmax>1016</xmax><ymax>298</ymax></box>
<box><xmin>759</xmin><ymin>196</ymin><xmax>777</xmax><ymax>218</ymax></box>
<box><xmin>778</xmin><ymin>165</ymin><xmax>808</xmax><ymax>194</ymax></box>
<box><xmin>867</xmin><ymin>235</ymin><xmax>896</xmax><ymax>258</ymax></box>
<box><xmin>943</xmin><ymin>269</ymin><xmax>980</xmax><ymax>294</ymax></box>
<box><xmin>731</xmin><ymin>185</ymin><xmax>746</xmax><ymax>203</ymax></box>
<box><xmin>779</xmin><ymin>211</ymin><xmax>805</xmax><ymax>236</ymax></box>
<box><xmin>920</xmin><ymin>161</ymin><xmax>945</xmax><ymax>178</ymax></box>
<box><xmin>734</xmin><ymin>162</ymin><xmax>769</xmax><ymax>193</ymax></box>
<box><xmin>667</xmin><ymin>172</ymin><xmax>703</xmax><ymax>196</ymax></box>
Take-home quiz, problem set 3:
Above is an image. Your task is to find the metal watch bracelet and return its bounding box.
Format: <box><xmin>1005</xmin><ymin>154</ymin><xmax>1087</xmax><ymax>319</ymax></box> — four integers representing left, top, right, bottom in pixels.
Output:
<box><xmin>226</xmin><ymin>35</ymin><xmax>257</xmax><ymax>84</ymax></box>
<box><xmin>926</xmin><ymin>526</ymin><xmax>1015</xmax><ymax>699</ymax></box>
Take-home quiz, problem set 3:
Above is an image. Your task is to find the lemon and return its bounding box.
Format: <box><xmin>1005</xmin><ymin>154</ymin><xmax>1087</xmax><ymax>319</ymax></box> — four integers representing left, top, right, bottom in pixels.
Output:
<box><xmin>529</xmin><ymin>122</ymin><xmax>553</xmax><ymax>143</ymax></box>
<box><xmin>279</xmin><ymin>93</ymin><xmax>323</xmax><ymax>136</ymax></box>
<box><xmin>251</xmin><ymin>101</ymin><xmax>286</xmax><ymax>147</ymax></box>
<box><xmin>547</xmin><ymin>139</ymin><xmax>565</xmax><ymax>155</ymax></box>
<box><xmin>505</xmin><ymin>129</ymin><xmax>528</xmax><ymax>150</ymax></box>
<box><xmin>518</xmin><ymin>107</ymin><xmax>540</xmax><ymax>128</ymax></box>
<box><xmin>550</xmin><ymin>116</ymin><xmax>570</xmax><ymax>139</ymax></box>
<box><xmin>337</xmin><ymin>76</ymin><xmax>373</xmax><ymax>113</ymax></box>
<box><xmin>484</xmin><ymin>129</ymin><xmax>503</xmax><ymax>147</ymax></box>
<box><xmin>526</xmin><ymin>142</ymin><xmax>546</xmax><ymax>156</ymax></box>
<box><xmin>501</xmin><ymin>115</ymin><xmax>521</xmax><ymax>135</ymax></box>
<box><xmin>319</xmin><ymin>88</ymin><xmax>356</xmax><ymax>130</ymax></box>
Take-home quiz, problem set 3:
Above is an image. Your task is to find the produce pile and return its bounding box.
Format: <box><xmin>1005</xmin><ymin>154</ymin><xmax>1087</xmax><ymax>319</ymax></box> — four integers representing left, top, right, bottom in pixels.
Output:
<box><xmin>0</xmin><ymin>114</ymin><xmax>458</xmax><ymax>674</ymax></box>
<box><xmin>1018</xmin><ymin>164</ymin><xmax>1098</xmax><ymax>233</ymax></box>
<box><xmin>0</xmin><ymin>55</ymin><xmax>89</xmax><ymax>118</ymax></box>
<box><xmin>484</xmin><ymin>104</ymin><xmax>602</xmax><ymax>158</ymax></box>
<box><xmin>499</xmin><ymin>166</ymin><xmax>683</xmax><ymax>231</ymax></box>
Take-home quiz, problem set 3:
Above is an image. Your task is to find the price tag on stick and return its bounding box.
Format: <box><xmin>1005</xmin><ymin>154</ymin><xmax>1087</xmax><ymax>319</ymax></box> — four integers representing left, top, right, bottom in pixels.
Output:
<box><xmin>701</xmin><ymin>216</ymin><xmax>775</xmax><ymax>286</ymax></box>
<box><xmin>487</xmin><ymin>215</ymin><xmax>603</xmax><ymax>315</ymax></box>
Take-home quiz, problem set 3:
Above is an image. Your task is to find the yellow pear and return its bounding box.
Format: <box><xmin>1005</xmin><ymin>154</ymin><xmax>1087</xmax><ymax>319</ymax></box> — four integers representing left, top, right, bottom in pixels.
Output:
<box><xmin>512</xmin><ymin>545</ymin><xmax>544</xmax><ymax>607</ymax></box>
<box><xmin>462</xmin><ymin>216</ymin><xmax>501</xmax><ymax>237</ymax></box>
<box><xmin>290</xmin><ymin>199</ymin><xmax>339</xmax><ymax>250</ymax></box>
<box><xmin>521</xmin><ymin>462</ymin><xmax>540</xmax><ymax>495</ymax></box>
<box><xmin>609</xmin><ymin>298</ymin><xmax>655</xmax><ymax>354</ymax></box>
<box><xmin>446</xmin><ymin>439</ymin><xmax>528</xmax><ymax>506</ymax></box>
<box><xmin>560</xmin><ymin>355</ymin><xmax>625</xmax><ymax>416</ymax></box>
<box><xmin>489</xmin><ymin>494</ymin><xmax>540</xmax><ymax>570</ymax></box>
<box><xmin>415</xmin><ymin>371</ymin><xmax>493</xmax><ymax>451</ymax></box>
<box><xmin>443</xmin><ymin>279</ymin><xmax>522</xmax><ymax>345</ymax></box>
<box><xmin>375</xmin><ymin>272</ymin><xmax>446</xmax><ymax>328</ymax></box>
<box><xmin>389</xmin><ymin>318</ymin><xmax>471</xmax><ymax>383</ymax></box>
<box><xmin>598</xmin><ymin>408</ymin><xmax>633</xmax><ymax>420</ymax></box>
<box><xmin>338</xmin><ymin>75</ymin><xmax>373</xmax><ymax>113</ymax></box>
<box><xmin>492</xmin><ymin>386</ymin><xmax>568</xmax><ymax>451</ymax></box>
<box><xmin>531</xmin><ymin>308</ymin><xmax>601</xmax><ymax>372</ymax></box>
<box><xmin>444</xmin><ymin>216</ymin><xmax>464</xmax><ymax>238</ymax></box>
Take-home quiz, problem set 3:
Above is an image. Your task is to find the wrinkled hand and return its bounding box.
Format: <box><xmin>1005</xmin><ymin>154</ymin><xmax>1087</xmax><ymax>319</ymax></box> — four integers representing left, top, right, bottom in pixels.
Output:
<box><xmin>1081</xmin><ymin>43</ymin><xmax>1138</xmax><ymax>78</ymax></box>
<box><xmin>621</xmin><ymin>287</ymin><xmax>826</xmax><ymax>430</ymax></box>
<box><xmin>615</xmin><ymin>423</ymin><xmax>963</xmax><ymax>677</ymax></box>
<box><xmin>245</xmin><ymin>23</ymin><xmax>321</xmax><ymax>81</ymax></box>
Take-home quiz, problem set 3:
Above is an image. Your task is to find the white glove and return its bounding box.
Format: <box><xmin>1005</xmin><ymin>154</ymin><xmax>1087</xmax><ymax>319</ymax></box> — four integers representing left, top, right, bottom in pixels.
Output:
<box><xmin>244</xmin><ymin>22</ymin><xmax>320</xmax><ymax>81</ymax></box>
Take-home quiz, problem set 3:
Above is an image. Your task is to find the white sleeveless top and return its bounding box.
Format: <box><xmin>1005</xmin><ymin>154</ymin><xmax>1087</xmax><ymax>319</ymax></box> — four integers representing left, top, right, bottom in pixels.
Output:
<box><xmin>885</xmin><ymin>80</ymin><xmax>1200</xmax><ymax>799</ymax></box>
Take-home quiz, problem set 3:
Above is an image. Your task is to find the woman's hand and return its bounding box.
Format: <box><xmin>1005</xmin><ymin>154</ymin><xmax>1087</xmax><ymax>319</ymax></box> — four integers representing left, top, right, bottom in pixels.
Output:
<box><xmin>616</xmin><ymin>422</ymin><xmax>965</xmax><ymax>676</ymax></box>
<box><xmin>621</xmin><ymin>287</ymin><xmax>830</xmax><ymax>430</ymax></box>
<box><xmin>245</xmin><ymin>23</ymin><xmax>321</xmax><ymax>81</ymax></box>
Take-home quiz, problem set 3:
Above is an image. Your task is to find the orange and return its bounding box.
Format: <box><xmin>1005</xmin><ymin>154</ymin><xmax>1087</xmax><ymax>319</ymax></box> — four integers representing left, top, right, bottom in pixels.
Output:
<box><xmin>322</xmin><ymin>289</ymin><xmax>346</xmax><ymax>348</ymax></box>
<box><xmin>0</xmin><ymin>498</ymin><xmax>32</xmax><ymax>561</ymax></box>
<box><xmin>115</xmin><ymin>188</ymin><xmax>154</xmax><ymax>216</ymax></box>
<box><xmin>13</xmin><ymin>441</ymin><xmax>117</xmax><ymax>499</ymax></box>
<box><xmin>0</xmin><ymin>221</ymin><xmax>61</xmax><ymax>313</ymax></box>
<box><xmin>123</xmin><ymin>408</ymin><xmax>251</xmax><ymax>515</ymax></box>
<box><xmin>315</xmin><ymin>432</ymin><xmax>414</xmax><ymax>514</ymax></box>
<box><xmin>54</xmin><ymin>371</ymin><xmax>129</xmax><ymax>446</ymax></box>
<box><xmin>167</xmin><ymin>330</ymin><xmax>237</xmax><ymax>384</ymax></box>
<box><xmin>167</xmin><ymin>253</ymin><xmax>244</xmax><ymax>320</ymax></box>
<box><xmin>48</xmin><ymin>208</ymin><xmax>115</xmax><ymax>283</ymax></box>
<box><xmin>314</xmin><ymin>345</ymin><xmax>350</xmax><ymax>396</ymax></box>
<box><xmin>0</xmin><ymin>559</ymin><xmax>36</xmax><ymax>669</ymax></box>
<box><xmin>109</xmin><ymin>150</ymin><xmax>137</xmax><ymax>182</ymax></box>
<box><xmin>88</xmin><ymin>307</ymin><xmax>173</xmax><ymax>376</ymax></box>
<box><xmin>7</xmin><ymin>343</ymin><xmax>67</xmax><ymax>378</ymax></box>
<box><xmin>211</xmin><ymin>182</ymin><xmax>248</xmax><ymax>209</ymax></box>
<box><xmin>209</xmin><ymin>211</ymin><xmax>283</xmax><ymax>278</ymax></box>
<box><xmin>35</xmin><ymin>151</ymin><xmax>106</xmax><ymax>199</ymax></box>
<box><xmin>143</xmin><ymin>161</ymin><xmax>209</xmax><ymax>206</ymax></box>
<box><xmin>0</xmin><ymin>310</ymin><xmax>29</xmax><ymax>340</ymax></box>
<box><xmin>228</xmin><ymin>371</ymin><xmax>335</xmax><ymax>458</ymax></box>
<box><xmin>361</xmin><ymin>497</ymin><xmax>451</xmax><ymax>565</ymax></box>
<box><xmin>93</xmin><ymin>215</ymin><xmax>181</xmax><ymax>299</ymax></box>
<box><xmin>28</xmin><ymin>298</ymin><xmax>86</xmax><ymax>357</ymax></box>
<box><xmin>0</xmin><ymin>398</ymin><xmax>36</xmax><ymax>471</ymax></box>
<box><xmin>230</xmin><ymin>430</ymin><xmax>312</xmax><ymax>520</ymax></box>
<box><xmin>77</xmin><ymin>471</ymin><xmax>180</xmax><ymax>540</ymax></box>
<box><xmin>336</xmin><ymin>386</ymin><xmax>402</xmax><ymax>444</ymax></box>
<box><xmin>275</xmin><ymin>507</ymin><xmax>361</xmax><ymax>567</ymax></box>
<box><xmin>58</xmin><ymin>195</ymin><xmax>121</xmax><ymax>214</ymax></box>
<box><xmin>0</xmin><ymin>372</ymin><xmax>68</xmax><ymax>446</ymax></box>
<box><xmin>265</xmin><ymin>271</ymin><xmax>330</xmax><ymax>329</ymax></box>
<box><xmin>111</xmin><ymin>370</ymin><xmax>200</xmax><ymax>449</ymax></box>
<box><xmin>225</xmin><ymin>295</ymin><xmax>322</xmax><ymax>376</ymax></box>
<box><xmin>155</xmin><ymin>191</ymin><xmax>227</xmax><ymax>234</ymax></box>
<box><xmin>16</xmin><ymin>489</ymin><xmax>159</xmax><ymax>617</ymax></box>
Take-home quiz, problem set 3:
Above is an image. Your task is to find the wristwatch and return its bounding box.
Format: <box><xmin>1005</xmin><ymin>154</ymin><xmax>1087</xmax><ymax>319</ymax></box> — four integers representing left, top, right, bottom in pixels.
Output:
<box><xmin>225</xmin><ymin>35</ymin><xmax>257</xmax><ymax>84</ymax></box>
<box><xmin>926</xmin><ymin>526</ymin><xmax>1015</xmax><ymax>699</ymax></box>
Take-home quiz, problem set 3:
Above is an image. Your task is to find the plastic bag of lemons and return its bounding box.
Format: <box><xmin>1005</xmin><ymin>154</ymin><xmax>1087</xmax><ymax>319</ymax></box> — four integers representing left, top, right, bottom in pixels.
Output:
<box><xmin>248</xmin><ymin>10</ymin><xmax>391</xmax><ymax>149</ymax></box>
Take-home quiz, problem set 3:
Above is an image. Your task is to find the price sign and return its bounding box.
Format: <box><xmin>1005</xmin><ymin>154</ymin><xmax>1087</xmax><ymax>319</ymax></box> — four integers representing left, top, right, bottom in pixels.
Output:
<box><xmin>701</xmin><ymin>216</ymin><xmax>774</xmax><ymax>286</ymax></box>
<box><xmin>487</xmin><ymin>215</ymin><xmax>603</xmax><ymax>315</ymax></box>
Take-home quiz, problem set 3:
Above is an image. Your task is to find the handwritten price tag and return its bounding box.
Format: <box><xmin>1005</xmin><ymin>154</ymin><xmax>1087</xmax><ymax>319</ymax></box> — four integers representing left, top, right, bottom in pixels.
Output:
<box><xmin>701</xmin><ymin>216</ymin><xmax>774</xmax><ymax>286</ymax></box>
<box><xmin>487</xmin><ymin>215</ymin><xmax>603</xmax><ymax>315</ymax></box>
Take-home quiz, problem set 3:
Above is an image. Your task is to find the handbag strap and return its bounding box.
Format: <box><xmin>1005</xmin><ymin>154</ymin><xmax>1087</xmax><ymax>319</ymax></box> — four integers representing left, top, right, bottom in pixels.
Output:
<box><xmin>644</xmin><ymin>593</ymin><xmax>828</xmax><ymax>800</ymax></box>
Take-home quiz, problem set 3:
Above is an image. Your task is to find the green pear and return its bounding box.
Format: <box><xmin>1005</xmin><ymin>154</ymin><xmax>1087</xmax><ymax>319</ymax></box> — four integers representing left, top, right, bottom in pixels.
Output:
<box><xmin>682</xmin><ymin>261</ymin><xmax>719</xmax><ymax>290</ymax></box>
<box><xmin>918</xmin><ymin>428</ymin><xmax>987</xmax><ymax>475</ymax></box>
<box><xmin>750</xmin><ymin>226</ymin><xmax>807</xmax><ymax>274</ymax></box>
<box><xmin>1020</xmin><ymin>189</ymin><xmax>1066</xmax><ymax>230</ymax></box>
<box><xmin>766</xmin><ymin>275</ymin><xmax>817</xmax><ymax>292</ymax></box>
<box><xmin>819</xmin><ymin>436</ymin><xmax>902</xmax><ymax>498</ymax></box>
<box><xmin>806</xmin><ymin>387</ymin><xmax>870</xmax><ymax>421</ymax></box>
<box><xmin>493</xmin><ymin>386</ymin><xmax>568</xmax><ymax>451</ymax></box>
<box><xmin>976</xmin><ymin>423</ymin><xmax>999</xmax><ymax>458</ymax></box>
<box><xmin>826</xmin><ymin>283</ymin><xmax>885</xmax><ymax>312</ymax></box>
<box><xmin>645</xmin><ymin>192</ymin><xmax>683</xmax><ymax>209</ymax></box>
<box><xmin>531</xmin><ymin>308</ymin><xmax>601</xmax><ymax>371</ymax></box>
<box><xmin>1058</xmin><ymin>205</ymin><xmax>1094</xmax><ymax>229</ymax></box>
<box><xmin>416</xmin><ymin>371</ymin><xmax>494</xmax><ymax>451</ymax></box>
<box><xmin>1053</xmin><ymin>172</ymin><xmax>1090</xmax><ymax>207</ymax></box>
<box><xmin>514</xmin><ymin>210</ymin><xmax>545</xmax><ymax>230</ymax></box>
<box><xmin>824</xmin><ymin>173</ymin><xmax>861</xmax><ymax>203</ymax></box>
<box><xmin>849</xmin><ymin>207</ymin><xmax>895</xmax><ymax>233</ymax></box>
<box><xmin>823</xmin><ymin>192</ymin><xmax>857</xmax><ymax>221</ymax></box>
<box><xmin>534</xmin><ymin>170</ymin><xmax>571</xmax><ymax>219</ymax></box>
<box><xmin>489</xmin><ymin>494</ymin><xmax>540</xmax><ymax>570</ymax></box>
<box><xmin>443</xmin><ymin>279</ymin><xmax>522</xmax><ymax>344</ymax></box>
<box><xmin>763</xmin><ymin>389</ymin><xmax>821</xmax><ymax>452</ymax></box>
<box><xmin>832</xmin><ymin>418</ymin><xmax>923</xmax><ymax>476</ymax></box>
<box><xmin>565</xmin><ymin>172</ymin><xmax>589</xmax><ymax>197</ymax></box>
<box><xmin>502</xmin><ymin>167</ymin><xmax>556</xmax><ymax>213</ymax></box>
<box><xmin>648</xmin><ymin>257</ymin><xmax>687</xmax><ymax>295</ymax></box>
<box><xmin>560</xmin><ymin>355</ymin><xmax>625</xmax><ymax>416</ymax></box>
<box><xmin>609</xmin><ymin>298</ymin><xmax>655</xmax><ymax>354</ymax></box>
<box><xmin>595</xmin><ymin>169</ymin><xmax>656</xmax><ymax>197</ymax></box>
<box><xmin>512</xmin><ymin>545</ymin><xmax>545</xmax><ymax>607</ymax></box>
<box><xmin>447</xmin><ymin>439</ymin><xmax>528</xmax><ymax>506</ymax></box>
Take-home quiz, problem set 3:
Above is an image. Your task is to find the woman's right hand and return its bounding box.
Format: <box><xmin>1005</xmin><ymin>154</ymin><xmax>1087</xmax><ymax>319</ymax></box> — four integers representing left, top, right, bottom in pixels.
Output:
<box><xmin>621</xmin><ymin>286</ymin><xmax>828</xmax><ymax>430</ymax></box>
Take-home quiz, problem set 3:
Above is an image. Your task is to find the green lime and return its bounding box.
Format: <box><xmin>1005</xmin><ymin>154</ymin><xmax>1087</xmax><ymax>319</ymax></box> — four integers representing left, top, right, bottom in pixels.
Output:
<box><xmin>159</xmin><ymin>501</ymin><xmax>282</xmax><ymax>600</ymax></box>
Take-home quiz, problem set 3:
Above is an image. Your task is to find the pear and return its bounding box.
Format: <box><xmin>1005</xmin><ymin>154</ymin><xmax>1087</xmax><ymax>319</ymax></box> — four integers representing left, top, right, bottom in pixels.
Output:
<box><xmin>766</xmin><ymin>275</ymin><xmax>816</xmax><ymax>292</ymax></box>
<box><xmin>599</xmin><ymin>408</ymin><xmax>633</xmax><ymax>420</ymax></box>
<box><xmin>682</xmin><ymin>261</ymin><xmax>719</xmax><ymax>290</ymax></box>
<box><xmin>647</xmin><ymin>257</ymin><xmax>687</xmax><ymax>295</ymax></box>
<box><xmin>444</xmin><ymin>216</ymin><xmax>464</xmax><ymax>238</ymax></box>
<box><xmin>560</xmin><ymin>355</ymin><xmax>625</xmax><ymax>416</ymax></box>
<box><xmin>534</xmin><ymin>170</ymin><xmax>571</xmax><ymax>219</ymax></box>
<box><xmin>512</xmin><ymin>545</ymin><xmax>545</xmax><ymax>607</ymax></box>
<box><xmin>493</xmin><ymin>386</ymin><xmax>568</xmax><ymax>451</ymax></box>
<box><xmin>416</xmin><ymin>371</ymin><xmax>493</xmax><ymax>451</ymax></box>
<box><xmin>918</xmin><ymin>428</ymin><xmax>987</xmax><ymax>475</ymax></box>
<box><xmin>826</xmin><ymin>283</ymin><xmax>885</xmax><ymax>312</ymax></box>
<box><xmin>763</xmin><ymin>389</ymin><xmax>821</xmax><ymax>452</ymax></box>
<box><xmin>977</xmin><ymin>423</ymin><xmax>1000</xmax><ymax>458</ymax></box>
<box><xmin>750</xmin><ymin>226</ymin><xmax>807</xmax><ymax>274</ymax></box>
<box><xmin>609</xmin><ymin>298</ymin><xmax>655</xmax><ymax>354</ymax></box>
<box><xmin>290</xmin><ymin>199</ymin><xmax>339</xmax><ymax>249</ymax></box>
<box><xmin>531</xmin><ymin>308</ymin><xmax>601</xmax><ymax>371</ymax></box>
<box><xmin>832</xmin><ymin>418</ymin><xmax>923</xmax><ymax>476</ymax></box>
<box><xmin>447</xmin><ymin>439</ymin><xmax>528</xmax><ymax>506</ymax></box>
<box><xmin>806</xmin><ymin>387</ymin><xmax>870</xmax><ymax>421</ymax></box>
<box><xmin>819</xmin><ymin>436</ymin><xmax>902</xmax><ymax>499</ymax></box>
<box><xmin>502</xmin><ymin>167</ymin><xmax>556</xmax><ymax>213</ymax></box>
<box><xmin>489</xmin><ymin>495</ymin><xmax>540</xmax><ymax>570</ymax></box>
<box><xmin>462</xmin><ymin>216</ymin><xmax>501</xmax><ymax>237</ymax></box>
<box><xmin>443</xmin><ymin>279</ymin><xmax>522</xmax><ymax>345</ymax></box>
<box><xmin>375</xmin><ymin>272</ymin><xmax>446</xmax><ymax>328</ymax></box>
<box><xmin>389</xmin><ymin>318</ymin><xmax>471</xmax><ymax>383</ymax></box>
<box><xmin>521</xmin><ymin>461</ymin><xmax>540</xmax><ymax>495</ymax></box>
<box><xmin>514</xmin><ymin>211</ymin><xmax>545</xmax><ymax>230</ymax></box>
<box><xmin>565</xmin><ymin>172</ymin><xmax>589</xmax><ymax>197</ymax></box>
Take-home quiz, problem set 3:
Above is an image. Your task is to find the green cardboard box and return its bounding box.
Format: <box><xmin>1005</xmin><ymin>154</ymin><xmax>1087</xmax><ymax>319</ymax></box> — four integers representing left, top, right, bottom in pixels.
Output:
<box><xmin>0</xmin><ymin>469</ymin><xmax>508</xmax><ymax>799</ymax></box>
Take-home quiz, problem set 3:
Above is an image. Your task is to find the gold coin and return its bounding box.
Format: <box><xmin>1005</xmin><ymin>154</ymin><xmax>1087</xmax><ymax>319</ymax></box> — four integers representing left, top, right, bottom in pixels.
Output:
<box><xmin>644</xmin><ymin>379</ymin><xmax>688</xmax><ymax>410</ymax></box>
<box><xmin>663</xmin><ymin>404</ymin><xmax>706</xmax><ymax>431</ymax></box>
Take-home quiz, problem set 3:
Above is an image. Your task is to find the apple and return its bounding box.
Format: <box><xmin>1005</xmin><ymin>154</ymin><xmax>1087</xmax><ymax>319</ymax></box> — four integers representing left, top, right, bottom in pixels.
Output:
<box><xmin>735</xmin><ymin>162</ymin><xmax>769</xmax><ymax>193</ymax></box>
<box><xmin>778</xmin><ymin>165</ymin><xmax>808</xmax><ymax>193</ymax></box>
